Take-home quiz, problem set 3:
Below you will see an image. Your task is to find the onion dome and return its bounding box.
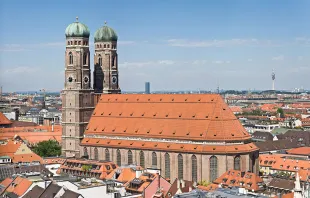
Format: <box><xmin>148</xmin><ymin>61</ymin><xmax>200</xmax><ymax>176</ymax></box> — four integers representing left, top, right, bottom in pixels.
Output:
<box><xmin>65</xmin><ymin>17</ymin><xmax>90</xmax><ymax>38</ymax></box>
<box><xmin>94</xmin><ymin>22</ymin><xmax>118</xmax><ymax>42</ymax></box>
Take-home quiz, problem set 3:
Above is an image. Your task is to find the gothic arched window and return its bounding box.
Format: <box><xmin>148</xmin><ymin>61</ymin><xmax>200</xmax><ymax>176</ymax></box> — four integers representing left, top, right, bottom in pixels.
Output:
<box><xmin>210</xmin><ymin>156</ymin><xmax>218</xmax><ymax>182</ymax></box>
<box><xmin>98</xmin><ymin>54</ymin><xmax>102</xmax><ymax>66</ymax></box>
<box><xmin>83</xmin><ymin>53</ymin><xmax>87</xmax><ymax>65</ymax></box>
<box><xmin>128</xmin><ymin>150</ymin><xmax>133</xmax><ymax>165</ymax></box>
<box><xmin>140</xmin><ymin>151</ymin><xmax>145</xmax><ymax>168</ymax></box>
<box><xmin>117</xmin><ymin>149</ymin><xmax>121</xmax><ymax>166</ymax></box>
<box><xmin>165</xmin><ymin>153</ymin><xmax>170</xmax><ymax>178</ymax></box>
<box><xmin>69</xmin><ymin>52</ymin><xmax>73</xmax><ymax>65</ymax></box>
<box><xmin>234</xmin><ymin>155</ymin><xmax>241</xmax><ymax>170</ymax></box>
<box><xmin>178</xmin><ymin>154</ymin><xmax>183</xmax><ymax>179</ymax></box>
<box><xmin>94</xmin><ymin>148</ymin><xmax>99</xmax><ymax>160</ymax></box>
<box><xmin>105</xmin><ymin>149</ymin><xmax>110</xmax><ymax>161</ymax></box>
<box><xmin>83</xmin><ymin>147</ymin><xmax>88</xmax><ymax>157</ymax></box>
<box><xmin>152</xmin><ymin>152</ymin><xmax>157</xmax><ymax>167</ymax></box>
<box><xmin>192</xmin><ymin>155</ymin><xmax>197</xmax><ymax>182</ymax></box>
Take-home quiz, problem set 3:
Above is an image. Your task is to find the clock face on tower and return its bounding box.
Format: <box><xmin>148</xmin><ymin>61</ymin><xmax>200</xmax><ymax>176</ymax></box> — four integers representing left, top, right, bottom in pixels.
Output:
<box><xmin>112</xmin><ymin>76</ymin><xmax>117</xmax><ymax>84</ymax></box>
<box><xmin>68</xmin><ymin>77</ymin><xmax>73</xmax><ymax>82</ymax></box>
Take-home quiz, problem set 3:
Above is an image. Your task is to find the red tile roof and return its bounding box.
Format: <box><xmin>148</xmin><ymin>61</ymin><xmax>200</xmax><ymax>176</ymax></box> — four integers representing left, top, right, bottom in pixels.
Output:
<box><xmin>85</xmin><ymin>94</ymin><xmax>251</xmax><ymax>142</ymax></box>
<box><xmin>287</xmin><ymin>147</ymin><xmax>310</xmax><ymax>156</ymax></box>
<box><xmin>2</xmin><ymin>176</ymin><xmax>32</xmax><ymax>196</ymax></box>
<box><xmin>0</xmin><ymin>140</ymin><xmax>43</xmax><ymax>163</ymax></box>
<box><xmin>0</xmin><ymin>112</ymin><xmax>12</xmax><ymax>125</ymax></box>
<box><xmin>210</xmin><ymin>169</ymin><xmax>264</xmax><ymax>192</ymax></box>
<box><xmin>0</xmin><ymin>125</ymin><xmax>62</xmax><ymax>144</ymax></box>
<box><xmin>81</xmin><ymin>138</ymin><xmax>258</xmax><ymax>154</ymax></box>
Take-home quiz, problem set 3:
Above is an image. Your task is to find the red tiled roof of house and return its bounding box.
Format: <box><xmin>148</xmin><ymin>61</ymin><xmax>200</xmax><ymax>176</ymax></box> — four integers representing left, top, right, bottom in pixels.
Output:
<box><xmin>0</xmin><ymin>139</ymin><xmax>43</xmax><ymax>163</ymax></box>
<box><xmin>43</xmin><ymin>157</ymin><xmax>66</xmax><ymax>165</ymax></box>
<box><xmin>106</xmin><ymin>166</ymin><xmax>142</xmax><ymax>184</ymax></box>
<box><xmin>0</xmin><ymin>112</ymin><xmax>12</xmax><ymax>125</ymax></box>
<box><xmin>57</xmin><ymin>158</ymin><xmax>117</xmax><ymax>179</ymax></box>
<box><xmin>211</xmin><ymin>169</ymin><xmax>264</xmax><ymax>192</ymax></box>
<box><xmin>282</xmin><ymin>192</ymin><xmax>294</xmax><ymax>198</ymax></box>
<box><xmin>85</xmin><ymin>94</ymin><xmax>251</xmax><ymax>142</ymax></box>
<box><xmin>287</xmin><ymin>147</ymin><xmax>310</xmax><ymax>156</ymax></box>
<box><xmin>229</xmin><ymin>106</ymin><xmax>242</xmax><ymax>113</ymax></box>
<box><xmin>0</xmin><ymin>125</ymin><xmax>62</xmax><ymax>144</ymax></box>
<box><xmin>3</xmin><ymin>176</ymin><xmax>32</xmax><ymax>196</ymax></box>
<box><xmin>260</xmin><ymin>104</ymin><xmax>283</xmax><ymax>112</ymax></box>
<box><xmin>271</xmin><ymin>156</ymin><xmax>310</xmax><ymax>173</ymax></box>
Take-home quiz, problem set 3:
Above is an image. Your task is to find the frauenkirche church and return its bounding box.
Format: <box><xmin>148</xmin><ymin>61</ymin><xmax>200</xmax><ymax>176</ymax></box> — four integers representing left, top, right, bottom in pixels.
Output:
<box><xmin>62</xmin><ymin>17</ymin><xmax>259</xmax><ymax>183</ymax></box>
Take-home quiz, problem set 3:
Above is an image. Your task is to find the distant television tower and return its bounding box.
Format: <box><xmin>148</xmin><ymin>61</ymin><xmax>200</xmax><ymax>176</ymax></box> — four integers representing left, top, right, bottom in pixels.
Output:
<box><xmin>271</xmin><ymin>69</ymin><xmax>276</xmax><ymax>90</ymax></box>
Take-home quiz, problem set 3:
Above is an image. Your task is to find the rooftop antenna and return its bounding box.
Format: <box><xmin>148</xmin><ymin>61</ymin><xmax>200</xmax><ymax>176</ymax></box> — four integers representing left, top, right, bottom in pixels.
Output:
<box><xmin>272</xmin><ymin>69</ymin><xmax>276</xmax><ymax>91</ymax></box>
<box><xmin>217</xmin><ymin>79</ymin><xmax>220</xmax><ymax>94</ymax></box>
<box><xmin>0</xmin><ymin>86</ymin><xmax>2</xmax><ymax>101</ymax></box>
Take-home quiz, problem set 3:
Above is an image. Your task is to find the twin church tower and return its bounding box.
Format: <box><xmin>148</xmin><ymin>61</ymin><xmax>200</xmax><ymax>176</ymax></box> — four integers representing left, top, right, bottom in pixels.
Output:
<box><xmin>62</xmin><ymin>17</ymin><xmax>121</xmax><ymax>157</ymax></box>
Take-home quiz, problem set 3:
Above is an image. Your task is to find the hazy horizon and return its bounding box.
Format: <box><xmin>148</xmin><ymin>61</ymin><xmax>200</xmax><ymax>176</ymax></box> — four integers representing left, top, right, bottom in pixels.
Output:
<box><xmin>0</xmin><ymin>0</ymin><xmax>309</xmax><ymax>92</ymax></box>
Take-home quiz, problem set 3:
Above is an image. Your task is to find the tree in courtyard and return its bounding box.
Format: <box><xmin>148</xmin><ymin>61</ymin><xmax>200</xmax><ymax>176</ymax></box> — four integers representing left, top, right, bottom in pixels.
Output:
<box><xmin>277</xmin><ymin>108</ymin><xmax>284</xmax><ymax>118</ymax></box>
<box><xmin>33</xmin><ymin>140</ymin><xmax>61</xmax><ymax>157</ymax></box>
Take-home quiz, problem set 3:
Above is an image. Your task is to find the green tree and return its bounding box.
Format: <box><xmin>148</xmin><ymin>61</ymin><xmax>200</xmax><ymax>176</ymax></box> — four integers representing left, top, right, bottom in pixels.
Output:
<box><xmin>277</xmin><ymin>108</ymin><xmax>284</xmax><ymax>118</ymax></box>
<box><xmin>81</xmin><ymin>165</ymin><xmax>92</xmax><ymax>171</ymax></box>
<box><xmin>33</xmin><ymin>140</ymin><xmax>61</xmax><ymax>157</ymax></box>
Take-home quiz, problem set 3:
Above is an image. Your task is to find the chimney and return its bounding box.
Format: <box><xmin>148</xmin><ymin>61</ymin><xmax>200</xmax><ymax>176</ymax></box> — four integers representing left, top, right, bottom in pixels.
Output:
<box><xmin>157</xmin><ymin>173</ymin><xmax>160</xmax><ymax>190</ymax></box>
<box><xmin>51</xmin><ymin>121</ymin><xmax>54</xmax><ymax>132</ymax></box>
<box><xmin>177</xmin><ymin>179</ymin><xmax>180</xmax><ymax>189</ymax></box>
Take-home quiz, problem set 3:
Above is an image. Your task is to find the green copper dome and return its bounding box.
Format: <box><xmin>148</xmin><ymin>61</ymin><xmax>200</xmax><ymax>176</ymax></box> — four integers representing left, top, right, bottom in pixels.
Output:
<box><xmin>94</xmin><ymin>23</ymin><xmax>118</xmax><ymax>42</ymax></box>
<box><xmin>65</xmin><ymin>17</ymin><xmax>90</xmax><ymax>38</ymax></box>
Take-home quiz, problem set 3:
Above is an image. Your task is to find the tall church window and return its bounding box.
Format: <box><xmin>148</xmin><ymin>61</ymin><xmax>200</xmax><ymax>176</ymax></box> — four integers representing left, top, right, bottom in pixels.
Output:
<box><xmin>234</xmin><ymin>155</ymin><xmax>241</xmax><ymax>170</ymax></box>
<box><xmin>128</xmin><ymin>150</ymin><xmax>133</xmax><ymax>165</ymax></box>
<box><xmin>83</xmin><ymin>53</ymin><xmax>87</xmax><ymax>65</ymax></box>
<box><xmin>165</xmin><ymin>153</ymin><xmax>170</xmax><ymax>178</ymax></box>
<box><xmin>83</xmin><ymin>147</ymin><xmax>88</xmax><ymax>157</ymax></box>
<box><xmin>117</xmin><ymin>149</ymin><xmax>121</xmax><ymax>166</ymax></box>
<box><xmin>105</xmin><ymin>149</ymin><xmax>110</xmax><ymax>161</ymax></box>
<box><xmin>152</xmin><ymin>152</ymin><xmax>157</xmax><ymax>167</ymax></box>
<box><xmin>140</xmin><ymin>151</ymin><xmax>145</xmax><ymax>168</ymax></box>
<box><xmin>94</xmin><ymin>148</ymin><xmax>99</xmax><ymax>160</ymax></box>
<box><xmin>210</xmin><ymin>156</ymin><xmax>218</xmax><ymax>182</ymax></box>
<box><xmin>98</xmin><ymin>54</ymin><xmax>102</xmax><ymax>66</ymax></box>
<box><xmin>69</xmin><ymin>52</ymin><xmax>73</xmax><ymax>65</ymax></box>
<box><xmin>178</xmin><ymin>154</ymin><xmax>183</xmax><ymax>179</ymax></box>
<box><xmin>192</xmin><ymin>155</ymin><xmax>197</xmax><ymax>182</ymax></box>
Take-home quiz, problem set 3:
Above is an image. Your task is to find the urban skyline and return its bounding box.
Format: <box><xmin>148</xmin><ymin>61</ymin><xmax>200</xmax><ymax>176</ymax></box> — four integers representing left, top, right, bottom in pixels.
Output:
<box><xmin>0</xmin><ymin>0</ymin><xmax>309</xmax><ymax>92</ymax></box>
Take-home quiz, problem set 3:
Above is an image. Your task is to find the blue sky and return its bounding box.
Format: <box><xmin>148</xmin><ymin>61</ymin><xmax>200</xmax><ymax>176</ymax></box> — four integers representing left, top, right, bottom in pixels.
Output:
<box><xmin>0</xmin><ymin>0</ymin><xmax>309</xmax><ymax>92</ymax></box>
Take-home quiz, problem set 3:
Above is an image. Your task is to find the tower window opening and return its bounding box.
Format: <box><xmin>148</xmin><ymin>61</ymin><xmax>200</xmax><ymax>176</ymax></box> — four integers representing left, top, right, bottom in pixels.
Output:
<box><xmin>78</xmin><ymin>41</ymin><xmax>81</xmax><ymax>45</ymax></box>
<box><xmin>74</xmin><ymin>41</ymin><xmax>77</xmax><ymax>45</ymax></box>
<box><xmin>83</xmin><ymin>53</ymin><xmax>87</xmax><ymax>65</ymax></box>
<box><xmin>70</xmin><ymin>41</ymin><xmax>73</xmax><ymax>45</ymax></box>
<box><xmin>69</xmin><ymin>52</ymin><xmax>73</xmax><ymax>65</ymax></box>
<box><xmin>104</xmin><ymin>44</ymin><xmax>106</xmax><ymax>48</ymax></box>
<box><xmin>98</xmin><ymin>54</ymin><xmax>102</xmax><ymax>66</ymax></box>
<box><xmin>107</xmin><ymin>44</ymin><xmax>110</xmax><ymax>48</ymax></box>
<box><xmin>67</xmin><ymin>41</ymin><xmax>70</xmax><ymax>45</ymax></box>
<box><xmin>100</xmin><ymin>44</ymin><xmax>102</xmax><ymax>48</ymax></box>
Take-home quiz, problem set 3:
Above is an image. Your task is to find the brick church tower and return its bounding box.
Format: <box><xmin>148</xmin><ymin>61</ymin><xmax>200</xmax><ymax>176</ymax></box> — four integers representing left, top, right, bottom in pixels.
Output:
<box><xmin>93</xmin><ymin>22</ymin><xmax>121</xmax><ymax>95</ymax></box>
<box><xmin>62</xmin><ymin>17</ymin><xmax>94</xmax><ymax>157</ymax></box>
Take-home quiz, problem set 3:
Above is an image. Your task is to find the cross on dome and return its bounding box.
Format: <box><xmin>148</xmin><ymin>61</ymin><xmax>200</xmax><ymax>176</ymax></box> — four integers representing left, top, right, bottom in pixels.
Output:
<box><xmin>76</xmin><ymin>16</ymin><xmax>79</xmax><ymax>21</ymax></box>
<box><xmin>104</xmin><ymin>21</ymin><xmax>107</xmax><ymax>25</ymax></box>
